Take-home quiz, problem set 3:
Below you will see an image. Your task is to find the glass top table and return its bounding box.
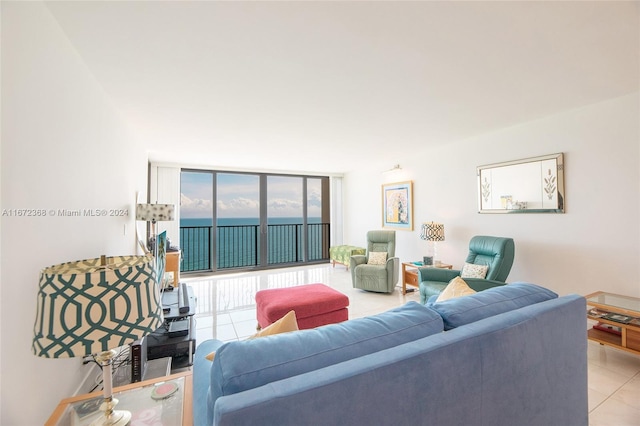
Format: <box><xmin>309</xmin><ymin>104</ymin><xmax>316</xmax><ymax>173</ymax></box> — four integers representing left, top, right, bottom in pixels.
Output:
<box><xmin>585</xmin><ymin>291</ymin><xmax>640</xmax><ymax>316</ymax></box>
<box><xmin>49</xmin><ymin>374</ymin><xmax>188</xmax><ymax>426</ymax></box>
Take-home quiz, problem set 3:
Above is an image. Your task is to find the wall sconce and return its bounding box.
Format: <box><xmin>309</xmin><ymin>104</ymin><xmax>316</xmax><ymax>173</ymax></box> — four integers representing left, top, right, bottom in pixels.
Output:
<box><xmin>382</xmin><ymin>164</ymin><xmax>402</xmax><ymax>174</ymax></box>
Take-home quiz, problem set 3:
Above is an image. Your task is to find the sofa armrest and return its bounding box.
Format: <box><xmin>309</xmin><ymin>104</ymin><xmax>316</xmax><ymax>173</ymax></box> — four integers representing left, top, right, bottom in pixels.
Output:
<box><xmin>350</xmin><ymin>255</ymin><xmax>367</xmax><ymax>267</ymax></box>
<box><xmin>350</xmin><ymin>255</ymin><xmax>367</xmax><ymax>283</ymax></box>
<box><xmin>193</xmin><ymin>339</ymin><xmax>225</xmax><ymax>426</ymax></box>
<box><xmin>386</xmin><ymin>256</ymin><xmax>400</xmax><ymax>286</ymax></box>
<box><xmin>418</xmin><ymin>267</ymin><xmax>461</xmax><ymax>283</ymax></box>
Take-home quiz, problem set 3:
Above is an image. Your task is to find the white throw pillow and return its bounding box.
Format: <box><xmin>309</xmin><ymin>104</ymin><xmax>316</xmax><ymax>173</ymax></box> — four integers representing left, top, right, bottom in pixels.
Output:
<box><xmin>367</xmin><ymin>252</ymin><xmax>387</xmax><ymax>265</ymax></box>
<box><xmin>460</xmin><ymin>263</ymin><xmax>489</xmax><ymax>279</ymax></box>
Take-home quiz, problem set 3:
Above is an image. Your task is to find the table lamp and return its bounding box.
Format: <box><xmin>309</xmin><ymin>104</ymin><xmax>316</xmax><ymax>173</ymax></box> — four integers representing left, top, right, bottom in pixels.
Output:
<box><xmin>33</xmin><ymin>254</ymin><xmax>164</xmax><ymax>426</ymax></box>
<box><xmin>420</xmin><ymin>222</ymin><xmax>445</xmax><ymax>265</ymax></box>
<box><xmin>135</xmin><ymin>203</ymin><xmax>175</xmax><ymax>252</ymax></box>
<box><xmin>136</xmin><ymin>203</ymin><xmax>175</xmax><ymax>285</ymax></box>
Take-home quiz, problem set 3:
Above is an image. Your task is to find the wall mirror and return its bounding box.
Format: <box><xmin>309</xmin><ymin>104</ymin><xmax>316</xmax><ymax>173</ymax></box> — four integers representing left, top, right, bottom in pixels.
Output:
<box><xmin>477</xmin><ymin>153</ymin><xmax>564</xmax><ymax>213</ymax></box>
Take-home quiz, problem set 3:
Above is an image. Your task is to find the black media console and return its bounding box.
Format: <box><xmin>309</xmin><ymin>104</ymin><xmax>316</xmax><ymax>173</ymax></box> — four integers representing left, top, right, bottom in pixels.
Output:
<box><xmin>146</xmin><ymin>283</ymin><xmax>197</xmax><ymax>370</ymax></box>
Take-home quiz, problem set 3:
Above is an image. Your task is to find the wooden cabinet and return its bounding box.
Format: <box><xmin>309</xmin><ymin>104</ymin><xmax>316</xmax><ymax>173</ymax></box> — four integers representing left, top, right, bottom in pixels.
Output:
<box><xmin>166</xmin><ymin>251</ymin><xmax>181</xmax><ymax>287</ymax></box>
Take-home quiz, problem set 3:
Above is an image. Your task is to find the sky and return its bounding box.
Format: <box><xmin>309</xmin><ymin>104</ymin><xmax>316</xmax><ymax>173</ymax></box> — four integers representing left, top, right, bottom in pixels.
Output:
<box><xmin>180</xmin><ymin>171</ymin><xmax>322</xmax><ymax>219</ymax></box>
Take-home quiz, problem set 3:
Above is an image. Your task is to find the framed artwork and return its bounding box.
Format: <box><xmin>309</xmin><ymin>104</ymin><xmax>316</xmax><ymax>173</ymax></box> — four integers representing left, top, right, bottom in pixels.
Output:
<box><xmin>382</xmin><ymin>181</ymin><xmax>413</xmax><ymax>230</ymax></box>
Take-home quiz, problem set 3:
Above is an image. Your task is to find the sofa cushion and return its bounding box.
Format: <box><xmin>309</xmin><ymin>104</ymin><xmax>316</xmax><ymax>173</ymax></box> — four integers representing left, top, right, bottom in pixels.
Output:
<box><xmin>207</xmin><ymin>301</ymin><xmax>444</xmax><ymax>424</ymax></box>
<box><xmin>436</xmin><ymin>277</ymin><xmax>476</xmax><ymax>302</ymax></box>
<box><xmin>430</xmin><ymin>282</ymin><xmax>558</xmax><ymax>330</ymax></box>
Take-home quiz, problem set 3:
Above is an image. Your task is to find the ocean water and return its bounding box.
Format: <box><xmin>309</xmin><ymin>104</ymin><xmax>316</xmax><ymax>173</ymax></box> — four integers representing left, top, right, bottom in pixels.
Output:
<box><xmin>180</xmin><ymin>217</ymin><xmax>322</xmax><ymax>227</ymax></box>
<box><xmin>179</xmin><ymin>217</ymin><xmax>326</xmax><ymax>271</ymax></box>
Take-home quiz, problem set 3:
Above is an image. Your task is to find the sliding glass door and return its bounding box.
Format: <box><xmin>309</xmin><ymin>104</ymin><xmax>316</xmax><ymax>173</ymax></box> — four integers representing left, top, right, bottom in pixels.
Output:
<box><xmin>179</xmin><ymin>171</ymin><xmax>213</xmax><ymax>272</ymax></box>
<box><xmin>179</xmin><ymin>170</ymin><xmax>330</xmax><ymax>273</ymax></box>
<box><xmin>217</xmin><ymin>173</ymin><xmax>260</xmax><ymax>269</ymax></box>
<box><xmin>267</xmin><ymin>175</ymin><xmax>303</xmax><ymax>265</ymax></box>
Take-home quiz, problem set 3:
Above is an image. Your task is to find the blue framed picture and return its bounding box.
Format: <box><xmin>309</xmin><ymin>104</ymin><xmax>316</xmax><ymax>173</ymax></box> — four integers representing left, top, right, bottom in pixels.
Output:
<box><xmin>382</xmin><ymin>181</ymin><xmax>413</xmax><ymax>230</ymax></box>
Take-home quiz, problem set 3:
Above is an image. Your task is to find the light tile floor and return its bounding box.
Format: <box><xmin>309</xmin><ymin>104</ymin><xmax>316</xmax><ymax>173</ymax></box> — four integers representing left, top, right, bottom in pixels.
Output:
<box><xmin>183</xmin><ymin>264</ymin><xmax>640</xmax><ymax>426</ymax></box>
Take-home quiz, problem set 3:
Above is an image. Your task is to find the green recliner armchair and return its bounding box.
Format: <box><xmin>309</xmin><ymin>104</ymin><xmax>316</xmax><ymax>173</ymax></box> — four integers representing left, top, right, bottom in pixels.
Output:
<box><xmin>350</xmin><ymin>230</ymin><xmax>399</xmax><ymax>294</ymax></box>
<box><xmin>419</xmin><ymin>235</ymin><xmax>515</xmax><ymax>304</ymax></box>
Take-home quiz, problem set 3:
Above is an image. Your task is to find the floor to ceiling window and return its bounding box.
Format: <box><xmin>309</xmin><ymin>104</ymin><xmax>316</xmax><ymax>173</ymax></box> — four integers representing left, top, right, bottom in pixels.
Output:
<box><xmin>179</xmin><ymin>169</ymin><xmax>330</xmax><ymax>273</ymax></box>
<box><xmin>179</xmin><ymin>171</ymin><xmax>214</xmax><ymax>272</ymax></box>
<box><xmin>267</xmin><ymin>175</ymin><xmax>303</xmax><ymax>265</ymax></box>
<box><xmin>217</xmin><ymin>173</ymin><xmax>260</xmax><ymax>269</ymax></box>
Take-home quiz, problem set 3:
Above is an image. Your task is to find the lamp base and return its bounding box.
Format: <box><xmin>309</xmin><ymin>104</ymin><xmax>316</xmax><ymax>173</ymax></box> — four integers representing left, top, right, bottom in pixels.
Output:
<box><xmin>89</xmin><ymin>350</ymin><xmax>132</xmax><ymax>426</ymax></box>
<box><xmin>89</xmin><ymin>405</ymin><xmax>131</xmax><ymax>426</ymax></box>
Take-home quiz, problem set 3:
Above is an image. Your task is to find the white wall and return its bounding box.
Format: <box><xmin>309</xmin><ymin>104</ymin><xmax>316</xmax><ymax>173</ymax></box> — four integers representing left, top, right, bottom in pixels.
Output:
<box><xmin>1</xmin><ymin>3</ymin><xmax>637</xmax><ymax>424</ymax></box>
<box><xmin>345</xmin><ymin>93</ymin><xmax>640</xmax><ymax>298</ymax></box>
<box><xmin>1</xmin><ymin>3</ymin><xmax>148</xmax><ymax>424</ymax></box>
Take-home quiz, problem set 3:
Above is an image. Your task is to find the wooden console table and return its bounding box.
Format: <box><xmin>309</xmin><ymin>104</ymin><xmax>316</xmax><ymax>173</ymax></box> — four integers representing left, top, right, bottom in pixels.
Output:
<box><xmin>401</xmin><ymin>262</ymin><xmax>453</xmax><ymax>295</ymax></box>
<box><xmin>585</xmin><ymin>291</ymin><xmax>640</xmax><ymax>356</ymax></box>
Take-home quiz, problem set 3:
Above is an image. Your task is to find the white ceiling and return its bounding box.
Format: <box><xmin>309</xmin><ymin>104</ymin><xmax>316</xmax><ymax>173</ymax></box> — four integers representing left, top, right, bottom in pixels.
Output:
<box><xmin>45</xmin><ymin>1</ymin><xmax>639</xmax><ymax>174</ymax></box>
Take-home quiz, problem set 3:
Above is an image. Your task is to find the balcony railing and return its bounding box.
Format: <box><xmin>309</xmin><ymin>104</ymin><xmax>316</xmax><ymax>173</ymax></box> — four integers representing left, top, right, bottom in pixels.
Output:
<box><xmin>179</xmin><ymin>223</ymin><xmax>330</xmax><ymax>272</ymax></box>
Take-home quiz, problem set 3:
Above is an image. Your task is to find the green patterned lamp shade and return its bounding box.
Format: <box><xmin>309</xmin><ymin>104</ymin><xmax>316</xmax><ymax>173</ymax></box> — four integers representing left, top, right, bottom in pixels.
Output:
<box><xmin>33</xmin><ymin>255</ymin><xmax>164</xmax><ymax>358</ymax></box>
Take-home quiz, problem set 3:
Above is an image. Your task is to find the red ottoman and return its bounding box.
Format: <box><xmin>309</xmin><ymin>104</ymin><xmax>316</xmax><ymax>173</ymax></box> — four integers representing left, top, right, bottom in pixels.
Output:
<box><xmin>256</xmin><ymin>283</ymin><xmax>349</xmax><ymax>330</ymax></box>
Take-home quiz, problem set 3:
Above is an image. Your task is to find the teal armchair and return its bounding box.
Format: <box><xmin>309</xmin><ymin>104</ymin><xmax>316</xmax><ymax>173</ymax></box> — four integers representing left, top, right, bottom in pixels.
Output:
<box><xmin>419</xmin><ymin>235</ymin><xmax>515</xmax><ymax>304</ymax></box>
<box><xmin>350</xmin><ymin>230</ymin><xmax>399</xmax><ymax>294</ymax></box>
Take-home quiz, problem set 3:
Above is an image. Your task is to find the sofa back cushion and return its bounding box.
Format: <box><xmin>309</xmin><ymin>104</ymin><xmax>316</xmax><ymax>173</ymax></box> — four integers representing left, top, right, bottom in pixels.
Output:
<box><xmin>430</xmin><ymin>282</ymin><xmax>557</xmax><ymax>330</ymax></box>
<box><xmin>207</xmin><ymin>301</ymin><xmax>443</xmax><ymax>423</ymax></box>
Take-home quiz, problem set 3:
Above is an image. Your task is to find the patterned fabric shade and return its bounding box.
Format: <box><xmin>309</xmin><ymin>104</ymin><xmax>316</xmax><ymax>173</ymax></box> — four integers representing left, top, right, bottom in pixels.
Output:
<box><xmin>420</xmin><ymin>222</ymin><xmax>445</xmax><ymax>242</ymax></box>
<box><xmin>135</xmin><ymin>204</ymin><xmax>175</xmax><ymax>223</ymax></box>
<box><xmin>33</xmin><ymin>255</ymin><xmax>164</xmax><ymax>358</ymax></box>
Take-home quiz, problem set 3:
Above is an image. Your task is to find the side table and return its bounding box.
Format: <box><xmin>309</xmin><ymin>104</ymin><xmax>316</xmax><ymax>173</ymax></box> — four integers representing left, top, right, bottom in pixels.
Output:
<box><xmin>46</xmin><ymin>371</ymin><xmax>193</xmax><ymax>426</ymax></box>
<box><xmin>401</xmin><ymin>262</ymin><xmax>453</xmax><ymax>295</ymax></box>
<box><xmin>585</xmin><ymin>291</ymin><xmax>640</xmax><ymax>356</ymax></box>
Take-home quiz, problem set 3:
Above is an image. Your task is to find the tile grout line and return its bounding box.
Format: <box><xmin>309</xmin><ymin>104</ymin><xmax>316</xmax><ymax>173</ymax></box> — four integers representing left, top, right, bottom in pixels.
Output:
<box><xmin>588</xmin><ymin>365</ymin><xmax>640</xmax><ymax>414</ymax></box>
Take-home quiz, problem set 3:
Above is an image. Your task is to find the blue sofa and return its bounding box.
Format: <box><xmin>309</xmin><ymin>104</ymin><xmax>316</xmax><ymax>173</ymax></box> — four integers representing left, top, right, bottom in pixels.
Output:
<box><xmin>193</xmin><ymin>283</ymin><xmax>588</xmax><ymax>426</ymax></box>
